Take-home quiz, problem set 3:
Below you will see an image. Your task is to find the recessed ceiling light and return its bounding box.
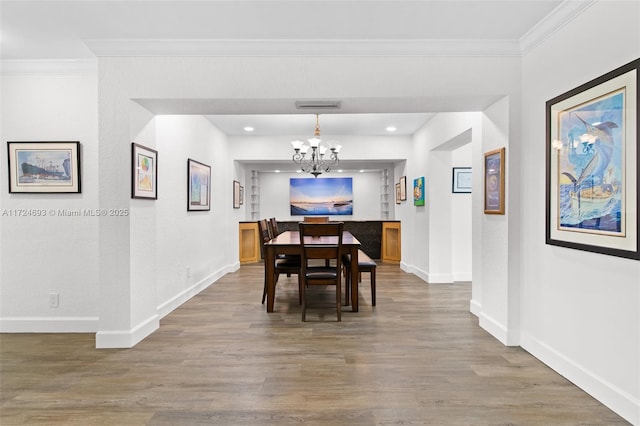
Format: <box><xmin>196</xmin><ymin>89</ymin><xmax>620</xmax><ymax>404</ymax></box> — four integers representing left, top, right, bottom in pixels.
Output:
<box><xmin>386</xmin><ymin>126</ymin><xmax>397</xmax><ymax>132</ymax></box>
<box><xmin>243</xmin><ymin>126</ymin><xmax>254</xmax><ymax>132</ymax></box>
<box><xmin>359</xmin><ymin>170</ymin><xmax>365</xmax><ymax>173</ymax></box>
<box><xmin>274</xmin><ymin>170</ymin><xmax>280</xmax><ymax>173</ymax></box>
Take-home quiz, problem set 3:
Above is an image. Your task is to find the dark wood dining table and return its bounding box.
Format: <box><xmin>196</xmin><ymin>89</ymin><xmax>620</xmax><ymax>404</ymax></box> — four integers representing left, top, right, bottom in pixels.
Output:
<box><xmin>264</xmin><ymin>230</ymin><xmax>361</xmax><ymax>313</ymax></box>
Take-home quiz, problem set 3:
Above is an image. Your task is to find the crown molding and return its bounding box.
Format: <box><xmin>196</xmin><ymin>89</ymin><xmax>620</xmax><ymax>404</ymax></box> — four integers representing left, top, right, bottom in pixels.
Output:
<box><xmin>0</xmin><ymin>59</ymin><xmax>97</xmax><ymax>75</ymax></box>
<box><xmin>519</xmin><ymin>0</ymin><xmax>596</xmax><ymax>54</ymax></box>
<box><xmin>84</xmin><ymin>38</ymin><xmax>523</xmax><ymax>58</ymax></box>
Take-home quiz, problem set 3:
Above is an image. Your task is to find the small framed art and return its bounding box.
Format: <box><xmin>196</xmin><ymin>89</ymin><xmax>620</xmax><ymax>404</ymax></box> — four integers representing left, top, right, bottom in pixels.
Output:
<box><xmin>395</xmin><ymin>182</ymin><xmax>401</xmax><ymax>204</ymax></box>
<box><xmin>414</xmin><ymin>176</ymin><xmax>425</xmax><ymax>206</ymax></box>
<box><xmin>7</xmin><ymin>141</ymin><xmax>81</xmax><ymax>193</ymax></box>
<box><xmin>484</xmin><ymin>148</ymin><xmax>505</xmax><ymax>214</ymax></box>
<box><xmin>233</xmin><ymin>180</ymin><xmax>241</xmax><ymax>209</ymax></box>
<box><xmin>131</xmin><ymin>143</ymin><xmax>158</xmax><ymax>199</ymax></box>
<box><xmin>452</xmin><ymin>167</ymin><xmax>472</xmax><ymax>193</ymax></box>
<box><xmin>187</xmin><ymin>158</ymin><xmax>211</xmax><ymax>211</ymax></box>
<box><xmin>399</xmin><ymin>176</ymin><xmax>407</xmax><ymax>201</ymax></box>
<box><xmin>239</xmin><ymin>185</ymin><xmax>244</xmax><ymax>205</ymax></box>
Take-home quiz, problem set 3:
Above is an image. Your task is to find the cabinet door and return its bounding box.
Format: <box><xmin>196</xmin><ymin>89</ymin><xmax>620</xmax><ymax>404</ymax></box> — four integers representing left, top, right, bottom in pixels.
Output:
<box><xmin>382</xmin><ymin>222</ymin><xmax>401</xmax><ymax>263</ymax></box>
<box><xmin>239</xmin><ymin>222</ymin><xmax>260</xmax><ymax>263</ymax></box>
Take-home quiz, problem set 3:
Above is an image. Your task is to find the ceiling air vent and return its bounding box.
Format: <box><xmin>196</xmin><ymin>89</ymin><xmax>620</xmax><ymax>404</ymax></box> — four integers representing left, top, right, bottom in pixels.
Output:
<box><xmin>295</xmin><ymin>100</ymin><xmax>342</xmax><ymax>110</ymax></box>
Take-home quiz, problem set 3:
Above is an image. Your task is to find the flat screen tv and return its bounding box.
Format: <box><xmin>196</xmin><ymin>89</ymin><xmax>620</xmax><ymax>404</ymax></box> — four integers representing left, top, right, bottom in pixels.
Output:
<box><xmin>290</xmin><ymin>177</ymin><xmax>353</xmax><ymax>216</ymax></box>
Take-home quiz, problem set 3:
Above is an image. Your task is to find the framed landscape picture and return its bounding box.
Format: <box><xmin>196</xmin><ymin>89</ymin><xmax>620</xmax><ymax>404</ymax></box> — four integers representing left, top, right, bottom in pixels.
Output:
<box><xmin>7</xmin><ymin>141</ymin><xmax>81</xmax><ymax>193</ymax></box>
<box><xmin>290</xmin><ymin>177</ymin><xmax>353</xmax><ymax>216</ymax></box>
<box><xmin>187</xmin><ymin>158</ymin><xmax>211</xmax><ymax>211</ymax></box>
<box><xmin>546</xmin><ymin>59</ymin><xmax>638</xmax><ymax>260</ymax></box>
<box><xmin>131</xmin><ymin>143</ymin><xmax>158</xmax><ymax>199</ymax></box>
<box><xmin>484</xmin><ymin>148</ymin><xmax>505</xmax><ymax>214</ymax></box>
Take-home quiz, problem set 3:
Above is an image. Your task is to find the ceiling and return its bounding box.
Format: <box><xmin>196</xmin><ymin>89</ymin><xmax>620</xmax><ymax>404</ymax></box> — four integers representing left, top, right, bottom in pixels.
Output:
<box><xmin>1</xmin><ymin>0</ymin><xmax>567</xmax><ymax>137</ymax></box>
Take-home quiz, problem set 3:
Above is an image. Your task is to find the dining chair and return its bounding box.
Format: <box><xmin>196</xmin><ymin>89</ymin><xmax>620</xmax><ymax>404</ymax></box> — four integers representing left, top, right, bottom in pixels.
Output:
<box><xmin>303</xmin><ymin>216</ymin><xmax>329</xmax><ymax>223</ymax></box>
<box><xmin>298</xmin><ymin>222</ymin><xmax>344</xmax><ymax>321</ymax></box>
<box><xmin>258</xmin><ymin>219</ymin><xmax>302</xmax><ymax>305</ymax></box>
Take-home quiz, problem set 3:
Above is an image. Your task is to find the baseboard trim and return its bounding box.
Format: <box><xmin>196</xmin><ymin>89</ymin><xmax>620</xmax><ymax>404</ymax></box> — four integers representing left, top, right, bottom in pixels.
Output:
<box><xmin>0</xmin><ymin>316</ymin><xmax>99</xmax><ymax>333</ymax></box>
<box><xmin>156</xmin><ymin>263</ymin><xmax>239</xmax><ymax>319</ymax></box>
<box><xmin>469</xmin><ymin>299</ymin><xmax>481</xmax><ymax>317</ymax></box>
<box><xmin>95</xmin><ymin>313</ymin><xmax>160</xmax><ymax>349</ymax></box>
<box><xmin>521</xmin><ymin>332</ymin><xmax>639</xmax><ymax>425</ymax></box>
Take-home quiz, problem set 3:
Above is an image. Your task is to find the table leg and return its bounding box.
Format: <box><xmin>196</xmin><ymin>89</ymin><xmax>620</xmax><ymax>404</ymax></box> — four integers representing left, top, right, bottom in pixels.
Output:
<box><xmin>351</xmin><ymin>246</ymin><xmax>359</xmax><ymax>312</ymax></box>
<box><xmin>266</xmin><ymin>246</ymin><xmax>276</xmax><ymax>312</ymax></box>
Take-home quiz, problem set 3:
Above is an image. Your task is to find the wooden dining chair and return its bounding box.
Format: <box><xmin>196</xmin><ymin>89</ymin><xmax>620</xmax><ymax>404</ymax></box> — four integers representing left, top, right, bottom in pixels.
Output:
<box><xmin>303</xmin><ymin>216</ymin><xmax>329</xmax><ymax>223</ymax></box>
<box><xmin>258</xmin><ymin>219</ymin><xmax>302</xmax><ymax>305</ymax></box>
<box><xmin>298</xmin><ymin>222</ymin><xmax>344</xmax><ymax>321</ymax></box>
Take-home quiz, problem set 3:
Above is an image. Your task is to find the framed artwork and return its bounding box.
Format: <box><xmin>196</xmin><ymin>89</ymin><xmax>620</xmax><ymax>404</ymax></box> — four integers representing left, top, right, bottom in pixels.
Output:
<box><xmin>7</xmin><ymin>141</ymin><xmax>81</xmax><ymax>193</ymax></box>
<box><xmin>395</xmin><ymin>182</ymin><xmax>401</xmax><ymax>204</ymax></box>
<box><xmin>484</xmin><ymin>148</ymin><xmax>505</xmax><ymax>214</ymax></box>
<box><xmin>399</xmin><ymin>176</ymin><xmax>407</xmax><ymax>201</ymax></box>
<box><xmin>187</xmin><ymin>158</ymin><xmax>210</xmax><ymax>211</ymax></box>
<box><xmin>546</xmin><ymin>58</ymin><xmax>638</xmax><ymax>260</ymax></box>
<box><xmin>452</xmin><ymin>167</ymin><xmax>472</xmax><ymax>193</ymax></box>
<box><xmin>413</xmin><ymin>176</ymin><xmax>425</xmax><ymax>206</ymax></box>
<box><xmin>131</xmin><ymin>143</ymin><xmax>157</xmax><ymax>199</ymax></box>
<box><xmin>290</xmin><ymin>177</ymin><xmax>353</xmax><ymax>215</ymax></box>
<box><xmin>233</xmin><ymin>180</ymin><xmax>241</xmax><ymax>209</ymax></box>
<box><xmin>239</xmin><ymin>186</ymin><xmax>244</xmax><ymax>205</ymax></box>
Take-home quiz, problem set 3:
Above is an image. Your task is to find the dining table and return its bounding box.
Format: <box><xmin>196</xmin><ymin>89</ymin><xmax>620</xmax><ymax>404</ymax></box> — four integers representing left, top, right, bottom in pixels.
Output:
<box><xmin>264</xmin><ymin>230</ymin><xmax>362</xmax><ymax>313</ymax></box>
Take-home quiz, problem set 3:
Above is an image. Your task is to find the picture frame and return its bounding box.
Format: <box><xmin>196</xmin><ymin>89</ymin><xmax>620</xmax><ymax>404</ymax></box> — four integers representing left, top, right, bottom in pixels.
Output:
<box><xmin>399</xmin><ymin>176</ymin><xmax>407</xmax><ymax>201</ymax></box>
<box><xmin>413</xmin><ymin>176</ymin><xmax>425</xmax><ymax>206</ymax></box>
<box><xmin>187</xmin><ymin>158</ymin><xmax>211</xmax><ymax>211</ymax></box>
<box><xmin>131</xmin><ymin>143</ymin><xmax>158</xmax><ymax>199</ymax></box>
<box><xmin>546</xmin><ymin>59</ymin><xmax>638</xmax><ymax>260</ymax></box>
<box><xmin>7</xmin><ymin>141</ymin><xmax>81</xmax><ymax>193</ymax></box>
<box><xmin>395</xmin><ymin>182</ymin><xmax>401</xmax><ymax>204</ymax></box>
<box><xmin>484</xmin><ymin>148</ymin><xmax>505</xmax><ymax>214</ymax></box>
<box><xmin>239</xmin><ymin>185</ymin><xmax>244</xmax><ymax>205</ymax></box>
<box><xmin>233</xmin><ymin>180</ymin><xmax>241</xmax><ymax>209</ymax></box>
<box><xmin>452</xmin><ymin>167</ymin><xmax>472</xmax><ymax>193</ymax></box>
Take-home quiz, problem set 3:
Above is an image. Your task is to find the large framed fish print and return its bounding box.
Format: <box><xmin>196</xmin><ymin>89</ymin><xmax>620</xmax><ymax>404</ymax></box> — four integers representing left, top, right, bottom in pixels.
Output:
<box><xmin>546</xmin><ymin>59</ymin><xmax>639</xmax><ymax>260</ymax></box>
<box><xmin>7</xmin><ymin>141</ymin><xmax>81</xmax><ymax>193</ymax></box>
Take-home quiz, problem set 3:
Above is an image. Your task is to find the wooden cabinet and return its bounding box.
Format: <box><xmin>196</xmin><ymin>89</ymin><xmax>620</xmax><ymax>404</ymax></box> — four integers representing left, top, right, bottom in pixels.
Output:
<box><xmin>239</xmin><ymin>222</ymin><xmax>260</xmax><ymax>263</ymax></box>
<box><xmin>382</xmin><ymin>222</ymin><xmax>401</xmax><ymax>263</ymax></box>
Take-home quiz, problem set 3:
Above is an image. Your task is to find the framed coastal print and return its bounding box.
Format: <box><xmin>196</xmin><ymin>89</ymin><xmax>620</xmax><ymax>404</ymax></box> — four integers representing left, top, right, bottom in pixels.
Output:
<box><xmin>413</xmin><ymin>176</ymin><xmax>425</xmax><ymax>206</ymax></box>
<box><xmin>233</xmin><ymin>180</ymin><xmax>241</xmax><ymax>209</ymax></box>
<box><xmin>395</xmin><ymin>182</ymin><xmax>401</xmax><ymax>204</ymax></box>
<box><xmin>546</xmin><ymin>59</ymin><xmax>639</xmax><ymax>260</ymax></box>
<box><xmin>452</xmin><ymin>167</ymin><xmax>472</xmax><ymax>193</ymax></box>
<box><xmin>131</xmin><ymin>143</ymin><xmax>157</xmax><ymax>199</ymax></box>
<box><xmin>7</xmin><ymin>141</ymin><xmax>81</xmax><ymax>193</ymax></box>
<box><xmin>399</xmin><ymin>176</ymin><xmax>407</xmax><ymax>201</ymax></box>
<box><xmin>187</xmin><ymin>158</ymin><xmax>211</xmax><ymax>211</ymax></box>
<box><xmin>484</xmin><ymin>148</ymin><xmax>505</xmax><ymax>214</ymax></box>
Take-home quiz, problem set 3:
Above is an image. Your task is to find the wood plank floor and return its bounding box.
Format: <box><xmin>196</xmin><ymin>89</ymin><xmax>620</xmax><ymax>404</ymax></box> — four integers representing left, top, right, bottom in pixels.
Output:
<box><xmin>0</xmin><ymin>263</ymin><xmax>628</xmax><ymax>425</ymax></box>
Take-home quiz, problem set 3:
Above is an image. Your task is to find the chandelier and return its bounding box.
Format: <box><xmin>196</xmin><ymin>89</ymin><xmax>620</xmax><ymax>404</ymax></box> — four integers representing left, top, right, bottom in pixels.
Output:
<box><xmin>291</xmin><ymin>114</ymin><xmax>341</xmax><ymax>177</ymax></box>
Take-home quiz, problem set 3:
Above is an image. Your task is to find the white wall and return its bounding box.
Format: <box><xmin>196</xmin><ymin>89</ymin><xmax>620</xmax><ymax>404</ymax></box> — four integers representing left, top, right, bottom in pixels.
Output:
<box><xmin>521</xmin><ymin>1</ymin><xmax>639</xmax><ymax>423</ymax></box>
<box><xmin>0</xmin><ymin>70</ymin><xmax>99</xmax><ymax>332</ymax></box>
<box><xmin>451</xmin><ymin>144</ymin><xmax>472</xmax><ymax>281</ymax></box>
<box><xmin>155</xmin><ymin>115</ymin><xmax>236</xmax><ymax>314</ymax></box>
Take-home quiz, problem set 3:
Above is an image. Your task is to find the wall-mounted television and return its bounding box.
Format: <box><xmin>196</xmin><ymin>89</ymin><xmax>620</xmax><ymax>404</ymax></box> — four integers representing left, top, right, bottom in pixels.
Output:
<box><xmin>290</xmin><ymin>177</ymin><xmax>353</xmax><ymax>216</ymax></box>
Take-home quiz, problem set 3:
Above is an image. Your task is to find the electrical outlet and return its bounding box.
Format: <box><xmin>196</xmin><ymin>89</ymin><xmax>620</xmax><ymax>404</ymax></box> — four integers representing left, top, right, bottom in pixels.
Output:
<box><xmin>49</xmin><ymin>293</ymin><xmax>59</xmax><ymax>308</ymax></box>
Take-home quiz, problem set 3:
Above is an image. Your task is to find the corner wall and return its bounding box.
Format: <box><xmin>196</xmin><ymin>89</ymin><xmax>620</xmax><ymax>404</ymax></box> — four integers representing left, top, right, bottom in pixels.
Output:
<box><xmin>0</xmin><ymin>68</ymin><xmax>100</xmax><ymax>332</ymax></box>
<box><xmin>521</xmin><ymin>1</ymin><xmax>640</xmax><ymax>422</ymax></box>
